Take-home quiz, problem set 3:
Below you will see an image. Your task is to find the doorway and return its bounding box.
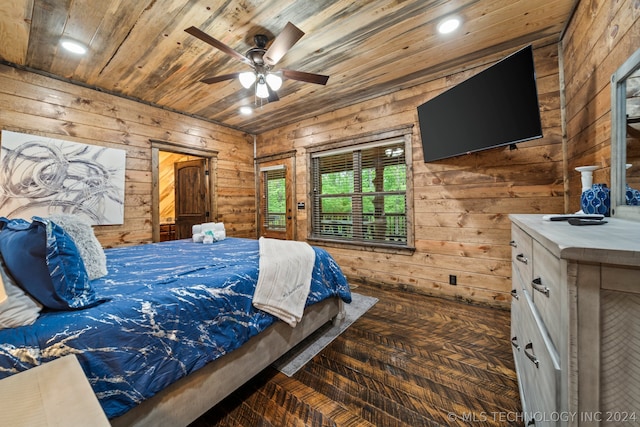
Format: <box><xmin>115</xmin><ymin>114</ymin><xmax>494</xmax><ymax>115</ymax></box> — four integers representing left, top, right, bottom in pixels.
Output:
<box><xmin>257</xmin><ymin>155</ymin><xmax>295</xmax><ymax>240</ymax></box>
<box><xmin>151</xmin><ymin>140</ymin><xmax>218</xmax><ymax>242</ymax></box>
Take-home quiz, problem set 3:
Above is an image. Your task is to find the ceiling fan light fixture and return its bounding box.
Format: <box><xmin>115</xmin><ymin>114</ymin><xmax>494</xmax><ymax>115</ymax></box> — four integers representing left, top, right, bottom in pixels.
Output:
<box><xmin>256</xmin><ymin>81</ymin><xmax>269</xmax><ymax>98</ymax></box>
<box><xmin>239</xmin><ymin>106</ymin><xmax>253</xmax><ymax>115</ymax></box>
<box><xmin>265</xmin><ymin>73</ymin><xmax>282</xmax><ymax>91</ymax></box>
<box><xmin>437</xmin><ymin>17</ymin><xmax>461</xmax><ymax>34</ymax></box>
<box><xmin>239</xmin><ymin>71</ymin><xmax>256</xmax><ymax>88</ymax></box>
<box><xmin>186</xmin><ymin>22</ymin><xmax>328</xmax><ymax>100</ymax></box>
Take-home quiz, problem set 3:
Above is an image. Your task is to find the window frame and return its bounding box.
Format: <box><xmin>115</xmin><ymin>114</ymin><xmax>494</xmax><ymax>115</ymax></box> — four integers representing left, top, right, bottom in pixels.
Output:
<box><xmin>307</xmin><ymin>126</ymin><xmax>415</xmax><ymax>252</ymax></box>
<box><xmin>261</xmin><ymin>165</ymin><xmax>287</xmax><ymax>232</ymax></box>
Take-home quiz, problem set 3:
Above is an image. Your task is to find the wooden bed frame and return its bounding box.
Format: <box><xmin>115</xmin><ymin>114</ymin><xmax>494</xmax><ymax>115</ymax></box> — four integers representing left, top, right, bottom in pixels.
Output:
<box><xmin>110</xmin><ymin>296</ymin><xmax>344</xmax><ymax>427</ymax></box>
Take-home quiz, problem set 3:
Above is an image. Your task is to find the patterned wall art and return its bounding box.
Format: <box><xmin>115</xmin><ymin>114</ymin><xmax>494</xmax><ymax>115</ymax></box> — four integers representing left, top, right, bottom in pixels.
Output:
<box><xmin>0</xmin><ymin>130</ymin><xmax>126</xmax><ymax>225</ymax></box>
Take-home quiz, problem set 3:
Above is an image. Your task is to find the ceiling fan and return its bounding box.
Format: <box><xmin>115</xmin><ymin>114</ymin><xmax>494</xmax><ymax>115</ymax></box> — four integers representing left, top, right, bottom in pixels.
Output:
<box><xmin>185</xmin><ymin>22</ymin><xmax>329</xmax><ymax>102</ymax></box>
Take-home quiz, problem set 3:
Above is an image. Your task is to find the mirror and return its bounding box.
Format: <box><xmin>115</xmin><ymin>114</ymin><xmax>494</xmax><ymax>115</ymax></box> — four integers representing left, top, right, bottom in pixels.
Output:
<box><xmin>611</xmin><ymin>47</ymin><xmax>640</xmax><ymax>220</ymax></box>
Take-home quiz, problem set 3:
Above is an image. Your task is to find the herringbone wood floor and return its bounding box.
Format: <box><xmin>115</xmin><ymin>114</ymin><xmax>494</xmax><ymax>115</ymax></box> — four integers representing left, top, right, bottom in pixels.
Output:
<box><xmin>190</xmin><ymin>284</ymin><xmax>523</xmax><ymax>426</ymax></box>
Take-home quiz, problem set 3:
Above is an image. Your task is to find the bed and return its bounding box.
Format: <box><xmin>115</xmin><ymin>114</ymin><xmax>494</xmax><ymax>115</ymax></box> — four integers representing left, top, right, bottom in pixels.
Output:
<box><xmin>0</xmin><ymin>229</ymin><xmax>351</xmax><ymax>426</ymax></box>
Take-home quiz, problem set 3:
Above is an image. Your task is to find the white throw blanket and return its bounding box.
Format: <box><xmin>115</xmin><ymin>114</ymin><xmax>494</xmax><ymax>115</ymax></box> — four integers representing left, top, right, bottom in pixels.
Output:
<box><xmin>252</xmin><ymin>237</ymin><xmax>316</xmax><ymax>327</ymax></box>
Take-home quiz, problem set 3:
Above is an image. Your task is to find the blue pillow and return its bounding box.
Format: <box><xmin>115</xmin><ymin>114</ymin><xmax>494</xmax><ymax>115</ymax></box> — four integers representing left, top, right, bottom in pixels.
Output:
<box><xmin>0</xmin><ymin>217</ymin><xmax>105</xmax><ymax>310</ymax></box>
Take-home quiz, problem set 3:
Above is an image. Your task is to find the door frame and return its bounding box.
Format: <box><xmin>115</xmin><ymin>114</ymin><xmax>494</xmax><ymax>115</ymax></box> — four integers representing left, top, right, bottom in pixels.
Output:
<box><xmin>256</xmin><ymin>150</ymin><xmax>296</xmax><ymax>240</ymax></box>
<box><xmin>150</xmin><ymin>139</ymin><xmax>218</xmax><ymax>243</ymax></box>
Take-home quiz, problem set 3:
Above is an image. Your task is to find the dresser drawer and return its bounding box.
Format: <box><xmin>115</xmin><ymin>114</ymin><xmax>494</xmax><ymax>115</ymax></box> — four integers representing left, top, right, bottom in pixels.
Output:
<box><xmin>513</xmin><ymin>292</ymin><xmax>560</xmax><ymax>426</ymax></box>
<box><xmin>531</xmin><ymin>240</ymin><xmax>561</xmax><ymax>347</ymax></box>
<box><xmin>510</xmin><ymin>287</ymin><xmax>530</xmax><ymax>412</ymax></box>
<box><xmin>510</xmin><ymin>287</ymin><xmax>525</xmax><ymax>358</ymax></box>
<box><xmin>511</xmin><ymin>225</ymin><xmax>533</xmax><ymax>288</ymax></box>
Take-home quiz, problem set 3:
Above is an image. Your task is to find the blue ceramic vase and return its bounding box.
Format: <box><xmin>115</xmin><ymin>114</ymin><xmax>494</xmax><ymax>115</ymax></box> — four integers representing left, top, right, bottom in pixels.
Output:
<box><xmin>581</xmin><ymin>183</ymin><xmax>610</xmax><ymax>216</ymax></box>
<box><xmin>626</xmin><ymin>184</ymin><xmax>640</xmax><ymax>206</ymax></box>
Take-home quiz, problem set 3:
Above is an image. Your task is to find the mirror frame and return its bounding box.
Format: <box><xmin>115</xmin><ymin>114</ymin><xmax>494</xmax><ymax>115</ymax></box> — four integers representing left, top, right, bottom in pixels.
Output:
<box><xmin>611</xmin><ymin>47</ymin><xmax>640</xmax><ymax>220</ymax></box>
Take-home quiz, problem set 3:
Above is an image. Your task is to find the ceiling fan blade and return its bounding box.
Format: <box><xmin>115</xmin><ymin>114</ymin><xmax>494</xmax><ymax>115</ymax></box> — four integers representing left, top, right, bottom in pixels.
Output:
<box><xmin>185</xmin><ymin>26</ymin><xmax>252</xmax><ymax>67</ymax></box>
<box><xmin>200</xmin><ymin>73</ymin><xmax>240</xmax><ymax>84</ymax></box>
<box><xmin>267</xmin><ymin>84</ymin><xmax>280</xmax><ymax>103</ymax></box>
<box><xmin>281</xmin><ymin>69</ymin><xmax>329</xmax><ymax>85</ymax></box>
<box><xmin>263</xmin><ymin>22</ymin><xmax>304</xmax><ymax>66</ymax></box>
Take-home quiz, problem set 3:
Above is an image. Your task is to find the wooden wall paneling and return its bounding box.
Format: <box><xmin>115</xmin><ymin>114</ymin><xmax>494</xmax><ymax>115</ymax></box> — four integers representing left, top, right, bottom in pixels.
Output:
<box><xmin>327</xmin><ymin>247</ymin><xmax>513</xmax><ymax>305</ymax></box>
<box><xmin>94</xmin><ymin>223</ymin><xmax>152</xmax><ymax>248</ymax></box>
<box><xmin>159</xmin><ymin>151</ymin><xmax>176</xmax><ymax>222</ymax></box>
<box><xmin>413</xmin><ymin>236</ymin><xmax>510</xmax><ymax>261</ymax></box>
<box><xmin>0</xmin><ymin>63</ymin><xmax>256</xmax><ymax>246</ymax></box>
<box><xmin>564</xmin><ymin>2</ymin><xmax>624</xmax><ymax>201</ymax></box>
<box><xmin>562</xmin><ymin>0</ymin><xmax>640</xmax><ymax>213</ymax></box>
<box><xmin>256</xmin><ymin>43</ymin><xmax>563</xmax><ymax>307</ymax></box>
<box><xmin>3</xmin><ymin>82</ymin><xmax>208</xmax><ymax>152</ymax></box>
<box><xmin>565</xmin><ymin>1</ymin><xmax>638</xmax><ymax>126</ymax></box>
<box><xmin>215</xmin><ymin>159</ymin><xmax>258</xmax><ymax>237</ymax></box>
<box><xmin>0</xmin><ymin>64</ymin><xmax>245</xmax><ymax>148</ymax></box>
<box><xmin>562</xmin><ymin>0</ymin><xmax>631</xmax><ymax>107</ymax></box>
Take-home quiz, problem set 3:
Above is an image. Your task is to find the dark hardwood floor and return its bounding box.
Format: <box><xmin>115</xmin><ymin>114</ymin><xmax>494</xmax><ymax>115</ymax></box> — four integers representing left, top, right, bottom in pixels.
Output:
<box><xmin>190</xmin><ymin>284</ymin><xmax>523</xmax><ymax>426</ymax></box>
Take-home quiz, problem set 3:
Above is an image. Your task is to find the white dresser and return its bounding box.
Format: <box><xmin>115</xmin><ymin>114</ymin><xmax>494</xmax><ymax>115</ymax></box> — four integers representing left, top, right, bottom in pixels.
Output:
<box><xmin>509</xmin><ymin>214</ymin><xmax>640</xmax><ymax>427</ymax></box>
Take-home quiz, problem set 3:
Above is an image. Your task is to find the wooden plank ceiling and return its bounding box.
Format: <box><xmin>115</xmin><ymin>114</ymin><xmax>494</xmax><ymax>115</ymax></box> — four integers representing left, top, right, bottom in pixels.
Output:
<box><xmin>0</xmin><ymin>0</ymin><xmax>576</xmax><ymax>135</ymax></box>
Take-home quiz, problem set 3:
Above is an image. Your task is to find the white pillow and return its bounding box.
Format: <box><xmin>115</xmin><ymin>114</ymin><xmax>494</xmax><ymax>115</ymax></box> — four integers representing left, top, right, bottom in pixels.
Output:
<box><xmin>48</xmin><ymin>214</ymin><xmax>108</xmax><ymax>280</ymax></box>
<box><xmin>0</xmin><ymin>255</ymin><xmax>42</xmax><ymax>329</ymax></box>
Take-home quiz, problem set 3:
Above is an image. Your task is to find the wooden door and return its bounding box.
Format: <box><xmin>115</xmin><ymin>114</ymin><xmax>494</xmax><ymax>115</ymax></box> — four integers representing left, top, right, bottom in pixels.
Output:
<box><xmin>175</xmin><ymin>159</ymin><xmax>209</xmax><ymax>239</ymax></box>
<box><xmin>259</xmin><ymin>157</ymin><xmax>294</xmax><ymax>240</ymax></box>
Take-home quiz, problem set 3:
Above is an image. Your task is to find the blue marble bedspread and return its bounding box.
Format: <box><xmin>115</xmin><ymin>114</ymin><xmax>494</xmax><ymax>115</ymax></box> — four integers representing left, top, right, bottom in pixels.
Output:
<box><xmin>0</xmin><ymin>238</ymin><xmax>351</xmax><ymax>418</ymax></box>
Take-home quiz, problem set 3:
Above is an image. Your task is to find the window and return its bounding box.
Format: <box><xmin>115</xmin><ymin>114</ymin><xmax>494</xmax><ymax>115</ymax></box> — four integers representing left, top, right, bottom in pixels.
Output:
<box><xmin>311</xmin><ymin>139</ymin><xmax>408</xmax><ymax>246</ymax></box>
<box><xmin>262</xmin><ymin>167</ymin><xmax>286</xmax><ymax>231</ymax></box>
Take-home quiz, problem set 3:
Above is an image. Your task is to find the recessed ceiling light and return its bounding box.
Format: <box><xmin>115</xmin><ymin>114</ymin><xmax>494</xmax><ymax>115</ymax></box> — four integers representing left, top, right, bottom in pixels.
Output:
<box><xmin>239</xmin><ymin>106</ymin><xmax>253</xmax><ymax>115</ymax></box>
<box><xmin>60</xmin><ymin>39</ymin><xmax>88</xmax><ymax>55</ymax></box>
<box><xmin>438</xmin><ymin>17</ymin><xmax>461</xmax><ymax>34</ymax></box>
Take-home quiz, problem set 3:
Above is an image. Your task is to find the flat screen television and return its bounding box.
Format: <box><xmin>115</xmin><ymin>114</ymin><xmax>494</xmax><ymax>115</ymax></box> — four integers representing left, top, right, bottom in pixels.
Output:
<box><xmin>417</xmin><ymin>45</ymin><xmax>543</xmax><ymax>162</ymax></box>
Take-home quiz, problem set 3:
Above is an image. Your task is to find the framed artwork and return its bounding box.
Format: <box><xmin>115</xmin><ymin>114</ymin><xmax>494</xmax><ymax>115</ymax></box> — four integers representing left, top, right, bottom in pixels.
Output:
<box><xmin>0</xmin><ymin>130</ymin><xmax>126</xmax><ymax>225</ymax></box>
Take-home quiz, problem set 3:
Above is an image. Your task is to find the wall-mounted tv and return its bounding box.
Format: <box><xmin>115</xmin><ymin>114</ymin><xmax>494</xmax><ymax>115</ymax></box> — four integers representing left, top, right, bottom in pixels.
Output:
<box><xmin>417</xmin><ymin>45</ymin><xmax>543</xmax><ymax>163</ymax></box>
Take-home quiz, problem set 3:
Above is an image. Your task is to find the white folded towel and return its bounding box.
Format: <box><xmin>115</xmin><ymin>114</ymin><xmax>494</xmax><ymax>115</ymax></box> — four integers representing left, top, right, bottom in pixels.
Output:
<box><xmin>192</xmin><ymin>222</ymin><xmax>226</xmax><ymax>242</ymax></box>
<box><xmin>252</xmin><ymin>237</ymin><xmax>316</xmax><ymax>327</ymax></box>
<box><xmin>201</xmin><ymin>222</ymin><xmax>216</xmax><ymax>232</ymax></box>
<box><xmin>202</xmin><ymin>232</ymin><xmax>214</xmax><ymax>244</ymax></box>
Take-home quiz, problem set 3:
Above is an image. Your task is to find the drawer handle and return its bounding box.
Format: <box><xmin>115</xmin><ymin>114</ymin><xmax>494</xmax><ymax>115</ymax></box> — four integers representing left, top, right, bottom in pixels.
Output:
<box><xmin>511</xmin><ymin>336</ymin><xmax>520</xmax><ymax>351</ymax></box>
<box><xmin>510</xmin><ymin>289</ymin><xmax>519</xmax><ymax>300</ymax></box>
<box><xmin>516</xmin><ymin>253</ymin><xmax>528</xmax><ymax>264</ymax></box>
<box><xmin>524</xmin><ymin>343</ymin><xmax>539</xmax><ymax>368</ymax></box>
<box><xmin>531</xmin><ymin>278</ymin><xmax>550</xmax><ymax>297</ymax></box>
<box><xmin>509</xmin><ymin>240</ymin><xmax>517</xmax><ymax>248</ymax></box>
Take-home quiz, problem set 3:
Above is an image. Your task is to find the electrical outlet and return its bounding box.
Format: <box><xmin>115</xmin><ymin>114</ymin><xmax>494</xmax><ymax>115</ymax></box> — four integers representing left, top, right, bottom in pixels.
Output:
<box><xmin>449</xmin><ymin>275</ymin><xmax>457</xmax><ymax>285</ymax></box>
